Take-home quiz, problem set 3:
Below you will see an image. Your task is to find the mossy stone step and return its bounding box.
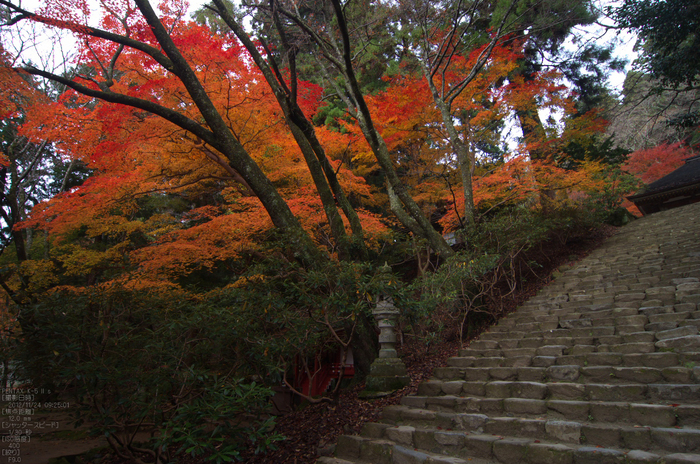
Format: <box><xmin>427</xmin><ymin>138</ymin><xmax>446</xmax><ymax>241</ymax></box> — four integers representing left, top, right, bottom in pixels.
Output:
<box><xmin>432</xmin><ymin>365</ymin><xmax>698</xmax><ymax>385</ymax></box>
<box><xmin>394</xmin><ymin>398</ymin><xmax>700</xmax><ymax>428</ymax></box>
<box><xmin>374</xmin><ymin>414</ymin><xmax>700</xmax><ymax>455</ymax></box>
<box><xmin>415</xmin><ymin>379</ymin><xmax>700</xmax><ymax>403</ymax></box>
<box><xmin>339</xmin><ymin>426</ymin><xmax>700</xmax><ymax>464</ymax></box>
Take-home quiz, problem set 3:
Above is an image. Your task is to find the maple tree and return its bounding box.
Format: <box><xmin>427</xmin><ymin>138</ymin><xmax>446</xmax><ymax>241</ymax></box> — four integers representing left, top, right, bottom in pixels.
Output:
<box><xmin>244</xmin><ymin>0</ymin><xmax>458</xmax><ymax>255</ymax></box>
<box><xmin>396</xmin><ymin>0</ymin><xmax>520</xmax><ymax>225</ymax></box>
<box><xmin>2</xmin><ymin>0</ymin><xmax>334</xmax><ymax>266</ymax></box>
<box><xmin>340</xmin><ymin>33</ymin><xmax>611</xmax><ymax>232</ymax></box>
<box><xmin>0</xmin><ymin>47</ymin><xmax>79</xmax><ymax>303</ymax></box>
<box><xmin>622</xmin><ymin>142</ymin><xmax>692</xmax><ymax>185</ymax></box>
<box><xmin>0</xmin><ymin>1</ymin><xmax>657</xmax><ymax>461</ymax></box>
<box><xmin>14</xmin><ymin>32</ymin><xmax>392</xmax><ymax>289</ymax></box>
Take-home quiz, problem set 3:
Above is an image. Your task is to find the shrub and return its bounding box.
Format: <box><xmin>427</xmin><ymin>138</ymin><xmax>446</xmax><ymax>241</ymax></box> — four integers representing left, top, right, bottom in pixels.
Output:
<box><xmin>14</xmin><ymin>287</ymin><xmax>282</xmax><ymax>463</ymax></box>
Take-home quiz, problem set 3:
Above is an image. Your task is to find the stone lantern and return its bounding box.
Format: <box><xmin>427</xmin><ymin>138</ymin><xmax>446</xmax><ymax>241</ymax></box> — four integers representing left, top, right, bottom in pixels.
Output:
<box><xmin>361</xmin><ymin>263</ymin><xmax>410</xmax><ymax>397</ymax></box>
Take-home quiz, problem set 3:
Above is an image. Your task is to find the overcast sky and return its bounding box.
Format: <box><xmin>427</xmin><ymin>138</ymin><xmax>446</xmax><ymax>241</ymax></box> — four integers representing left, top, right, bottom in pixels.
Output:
<box><xmin>4</xmin><ymin>0</ymin><xmax>636</xmax><ymax>92</ymax></box>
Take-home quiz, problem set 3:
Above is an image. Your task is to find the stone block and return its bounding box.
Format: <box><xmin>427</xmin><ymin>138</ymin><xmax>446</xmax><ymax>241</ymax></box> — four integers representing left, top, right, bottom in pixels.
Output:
<box><xmin>401</xmin><ymin>396</ymin><xmax>426</xmax><ymax>409</ymax></box>
<box><xmin>336</xmin><ymin>435</ymin><xmax>363</xmax><ymax>459</ymax></box>
<box><xmin>616</xmin><ymin>292</ymin><xmax>646</xmax><ymax>302</ymax></box>
<box><xmin>447</xmin><ymin>357</ymin><xmax>476</xmax><ymax>368</ymax></box>
<box><xmin>449</xmin><ymin>412</ymin><xmax>489</xmax><ymax>431</ymax></box>
<box><xmin>620</xmin><ymin>425</ymin><xmax>652</xmax><ymax>450</ymax></box>
<box><xmin>474</xmin><ymin>357</ymin><xmax>506</xmax><ymax>368</ymax></box>
<box><xmin>657</xmin><ymin>326</ymin><xmax>699</xmax><ymax>340</ymax></box>
<box><xmin>440</xmin><ymin>381</ymin><xmax>464</xmax><ymax>396</ymax></box>
<box><xmin>433</xmin><ymin>367</ymin><xmax>463</xmax><ymax>380</ymax></box>
<box><xmin>640</xmin><ymin>352</ymin><xmax>679</xmax><ymax>368</ymax></box>
<box><xmin>537</xmin><ymin>345</ymin><xmax>567</xmax><ymax>356</ymax></box>
<box><xmin>462</xmin><ymin>434</ymin><xmax>498</xmax><ymax>458</ymax></box>
<box><xmin>646</xmin><ymin>321</ymin><xmax>680</xmax><ymax>332</ymax></box>
<box><xmin>518</xmin><ymin>367</ymin><xmax>545</xmax><ymax>381</ymax></box>
<box><xmin>360</xmin><ymin>439</ymin><xmax>392</xmax><ymax>463</ymax></box>
<box><xmin>403</xmin><ymin>408</ymin><xmax>438</xmax><ymax>425</ymax></box>
<box><xmin>483</xmin><ymin>417</ymin><xmax>516</xmax><ymax>435</ymax></box>
<box><xmin>548</xmin><ymin>382</ymin><xmax>586</xmax><ymax>400</ymax></box>
<box><xmin>533</xmin><ymin>356</ymin><xmax>559</xmax><ymax>367</ymax></box>
<box><xmin>587</xmin><ymin>384</ymin><xmax>647</xmax><ymax>402</ymax></box>
<box><xmin>526</xmin><ymin>443</ymin><xmax>573</xmax><ymax>464</ymax></box>
<box><xmin>586</xmin><ymin>352</ymin><xmax>623</xmax><ymax>366</ymax></box>
<box><xmin>650</xmin><ymin>312</ymin><xmax>691</xmax><ymax>324</ymax></box>
<box><xmin>479</xmin><ymin>398</ymin><xmax>504</xmax><ymax>414</ymax></box>
<box><xmin>629</xmin><ymin>403</ymin><xmax>676</xmax><ymax>427</ymax></box>
<box><xmin>412</xmin><ymin>429</ymin><xmax>438</xmax><ymax>452</ymax></box>
<box><xmin>490</xmin><ymin>367</ymin><xmax>517</xmax><ymax>380</ymax></box>
<box><xmin>462</xmin><ymin>368</ymin><xmax>489</xmax><ymax>381</ymax></box>
<box><xmin>545</xmin><ymin>420</ymin><xmax>581</xmax><ymax>443</ymax></box>
<box><xmin>622</xmin><ymin>331</ymin><xmax>657</xmax><ymax>343</ymax></box>
<box><xmin>660</xmin><ymin>453</ymin><xmax>700</xmax><ymax>464</ymax></box>
<box><xmin>417</xmin><ymin>381</ymin><xmax>443</xmax><ymax>397</ymax></box>
<box><xmin>427</xmin><ymin>396</ymin><xmax>457</xmax><ymax>412</ymax></box>
<box><xmin>461</xmin><ymin>381</ymin><xmax>486</xmax><ymax>396</ymax></box>
<box><xmin>498</xmin><ymin>339</ymin><xmax>520</xmax><ymax>349</ymax></box>
<box><xmin>492</xmin><ymin>437</ymin><xmax>530</xmax><ymax>463</ymax></box>
<box><xmin>614</xmin><ymin>367</ymin><xmax>663</xmax><ymax>383</ymax></box>
<box><xmin>503</xmin><ymin>398</ymin><xmax>547</xmax><ymax>415</ymax></box>
<box><xmin>547</xmin><ymin>365</ymin><xmax>580</xmax><ymax>381</ymax></box>
<box><xmin>649</xmin><ymin>384</ymin><xmax>700</xmax><ymax>402</ymax></box>
<box><xmin>547</xmin><ymin>400</ymin><xmax>590</xmax><ymax>421</ymax></box>
<box><xmin>385</xmin><ymin>425</ymin><xmax>415</xmax><ymax>446</ymax></box>
<box><xmin>506</xmin><ymin>355</ymin><xmax>535</xmax><ymax>367</ymax></box>
<box><xmin>381</xmin><ymin>405</ymin><xmax>405</xmax><ymax>422</ymax></box>
<box><xmin>625</xmin><ymin>450</ymin><xmax>660</xmax><ymax>464</ymax></box>
<box><xmin>640</xmin><ymin>305</ymin><xmax>675</xmax><ymax>316</ymax></box>
<box><xmin>680</xmin><ymin>294</ymin><xmax>700</xmax><ymax>304</ymax></box>
<box><xmin>652</xmin><ymin>428</ymin><xmax>700</xmax><ymax>452</ymax></box>
<box><xmin>361</xmin><ymin>422</ymin><xmax>391</xmax><ymax>438</ymax></box>
<box><xmin>512</xmin><ymin>381</ymin><xmax>548</xmax><ymax>400</ymax></box>
<box><xmin>580</xmin><ymin>366</ymin><xmax>614</xmax><ymax>381</ymax></box>
<box><xmin>392</xmin><ymin>445</ymin><xmax>429</xmax><ymax>464</ymax></box>
<box><xmin>434</xmin><ymin>431</ymin><xmax>465</xmax><ymax>448</ymax></box>
<box><xmin>452</xmin><ymin>397</ymin><xmax>480</xmax><ymax>414</ymax></box>
<box><xmin>589</xmin><ymin>401</ymin><xmax>627</xmax><ymax>423</ymax></box>
<box><xmin>581</xmin><ymin>424</ymin><xmax>621</xmax><ymax>448</ymax></box>
<box><xmin>483</xmin><ymin>381</ymin><xmax>510</xmax><ymax>398</ymax></box>
<box><xmin>662</xmin><ymin>367</ymin><xmax>693</xmax><ymax>383</ymax></box>
<box><xmin>573</xmin><ymin>446</ymin><xmax>626</xmax><ymax>464</ymax></box>
<box><xmin>656</xmin><ymin>335</ymin><xmax>700</xmax><ymax>351</ymax></box>
<box><xmin>675</xmin><ymin>405</ymin><xmax>700</xmax><ymax>427</ymax></box>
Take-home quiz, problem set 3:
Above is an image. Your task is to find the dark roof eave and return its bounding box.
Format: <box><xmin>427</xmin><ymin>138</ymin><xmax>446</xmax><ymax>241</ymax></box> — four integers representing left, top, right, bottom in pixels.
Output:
<box><xmin>627</xmin><ymin>181</ymin><xmax>700</xmax><ymax>203</ymax></box>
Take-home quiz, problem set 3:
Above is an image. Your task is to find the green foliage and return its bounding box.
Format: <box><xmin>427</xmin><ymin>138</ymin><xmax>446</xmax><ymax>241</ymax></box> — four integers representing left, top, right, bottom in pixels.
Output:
<box><xmin>582</xmin><ymin>165</ymin><xmax>641</xmax><ymax>225</ymax></box>
<box><xmin>560</xmin><ymin>135</ymin><xmax>631</xmax><ymax>168</ymax></box>
<box><xmin>401</xmin><ymin>203</ymin><xmax>614</xmax><ymax>343</ymax></box>
<box><xmin>207</xmin><ymin>255</ymin><xmax>380</xmax><ymax>386</ymax></box>
<box><xmin>14</xmin><ymin>287</ymin><xmax>283</xmax><ymax>463</ymax></box>
<box><xmin>612</xmin><ymin>0</ymin><xmax>700</xmax><ymax>87</ymax></box>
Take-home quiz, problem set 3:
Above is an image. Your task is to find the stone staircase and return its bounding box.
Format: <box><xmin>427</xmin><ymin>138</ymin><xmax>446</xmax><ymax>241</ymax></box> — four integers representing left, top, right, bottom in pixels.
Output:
<box><xmin>320</xmin><ymin>202</ymin><xmax>700</xmax><ymax>464</ymax></box>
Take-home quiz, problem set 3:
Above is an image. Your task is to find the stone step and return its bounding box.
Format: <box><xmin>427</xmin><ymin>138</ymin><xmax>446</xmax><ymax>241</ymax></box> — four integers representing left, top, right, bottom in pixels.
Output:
<box><xmin>317</xmin><ymin>457</ymin><xmax>359</xmax><ymax>464</ymax></box>
<box><xmin>477</xmin><ymin>332</ymin><xmax>658</xmax><ymax>348</ymax></box>
<box><xmin>459</xmin><ymin>341</ymin><xmax>658</xmax><ymax>358</ymax></box>
<box><xmin>398</xmin><ymin>397</ymin><xmax>700</xmax><ymax>428</ymax></box>
<box><xmin>376</xmin><ymin>408</ymin><xmax>700</xmax><ymax>455</ymax></box>
<box><xmin>326</xmin><ymin>205</ymin><xmax>700</xmax><ymax>464</ymax></box>
<box><xmin>487</xmin><ymin>323</ymin><xmax>647</xmax><ymax>338</ymax></box>
<box><xmin>433</xmin><ymin>365</ymin><xmax>700</xmax><ymax>385</ymax></box>
<box><xmin>337</xmin><ymin>424</ymin><xmax>700</xmax><ymax>464</ymax></box>
<box><xmin>334</xmin><ymin>435</ymin><xmax>494</xmax><ymax>464</ymax></box>
<box><xmin>415</xmin><ymin>380</ymin><xmax>700</xmax><ymax>403</ymax></box>
<box><xmin>447</xmin><ymin>351</ymin><xmax>700</xmax><ymax>369</ymax></box>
